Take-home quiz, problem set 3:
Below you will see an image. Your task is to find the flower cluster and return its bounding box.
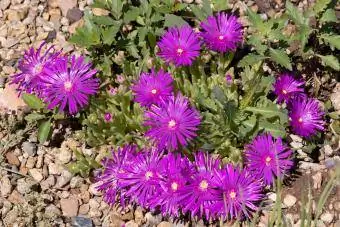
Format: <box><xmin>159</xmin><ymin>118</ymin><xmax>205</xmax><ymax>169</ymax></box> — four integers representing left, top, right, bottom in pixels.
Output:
<box><xmin>157</xmin><ymin>12</ymin><xmax>243</xmax><ymax>66</ymax></box>
<box><xmin>96</xmin><ymin>132</ymin><xmax>293</xmax><ymax>221</ymax></box>
<box><xmin>11</xmin><ymin>42</ymin><xmax>99</xmax><ymax>114</ymax></box>
<box><xmin>273</xmin><ymin>73</ymin><xmax>325</xmax><ymax>137</ymax></box>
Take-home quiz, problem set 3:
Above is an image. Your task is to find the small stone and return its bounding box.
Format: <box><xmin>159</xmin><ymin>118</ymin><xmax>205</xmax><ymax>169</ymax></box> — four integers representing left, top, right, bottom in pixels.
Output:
<box><xmin>0</xmin><ymin>176</ymin><xmax>12</xmax><ymax>197</ymax></box>
<box><xmin>45</xmin><ymin>204</ymin><xmax>61</xmax><ymax>218</ymax></box>
<box><xmin>125</xmin><ymin>221</ymin><xmax>138</xmax><ymax>227</ymax></box>
<box><xmin>58</xmin><ymin>0</ymin><xmax>77</xmax><ymax>16</ymax></box>
<box><xmin>135</xmin><ymin>207</ymin><xmax>144</xmax><ymax>225</ymax></box>
<box><xmin>29</xmin><ymin>168</ymin><xmax>44</xmax><ymax>182</ymax></box>
<box><xmin>72</xmin><ymin>216</ymin><xmax>93</xmax><ymax>227</ymax></box>
<box><xmin>89</xmin><ymin>182</ymin><xmax>102</xmax><ymax>196</ymax></box>
<box><xmin>70</xmin><ymin>176</ymin><xmax>83</xmax><ymax>188</ymax></box>
<box><xmin>283</xmin><ymin>194</ymin><xmax>297</xmax><ymax>207</ymax></box>
<box><xmin>60</xmin><ymin>198</ymin><xmax>79</xmax><ymax>217</ymax></box>
<box><xmin>322</xmin><ymin>145</ymin><xmax>333</xmax><ymax>157</ymax></box>
<box><xmin>6</xmin><ymin>9</ymin><xmax>21</xmax><ymax>21</ymax></box>
<box><xmin>312</xmin><ymin>172</ymin><xmax>322</xmax><ymax>189</ymax></box>
<box><xmin>26</xmin><ymin>156</ymin><xmax>36</xmax><ymax>168</ymax></box>
<box><xmin>79</xmin><ymin>204</ymin><xmax>90</xmax><ymax>215</ymax></box>
<box><xmin>158</xmin><ymin>221</ymin><xmax>172</xmax><ymax>227</ymax></box>
<box><xmin>88</xmin><ymin>209</ymin><xmax>102</xmax><ymax>218</ymax></box>
<box><xmin>5</xmin><ymin>152</ymin><xmax>20</xmax><ymax>166</ymax></box>
<box><xmin>68</xmin><ymin>18</ymin><xmax>84</xmax><ymax>34</ymax></box>
<box><xmin>2</xmin><ymin>66</ymin><xmax>15</xmax><ymax>75</ymax></box>
<box><xmin>3</xmin><ymin>208</ymin><xmax>19</xmax><ymax>226</ymax></box>
<box><xmin>48</xmin><ymin>0</ymin><xmax>59</xmax><ymax>8</ymax></box>
<box><xmin>16</xmin><ymin>178</ymin><xmax>31</xmax><ymax>194</ymax></box>
<box><xmin>289</xmin><ymin>134</ymin><xmax>303</xmax><ymax>143</ymax></box>
<box><xmin>56</xmin><ymin>170</ymin><xmax>73</xmax><ymax>188</ymax></box>
<box><xmin>36</xmin><ymin>32</ymin><xmax>49</xmax><ymax>41</ymax></box>
<box><xmin>92</xmin><ymin>8</ymin><xmax>109</xmax><ymax>16</ymax></box>
<box><xmin>8</xmin><ymin>190</ymin><xmax>24</xmax><ymax>204</ymax></box>
<box><xmin>320</xmin><ymin>212</ymin><xmax>334</xmax><ymax>224</ymax></box>
<box><xmin>57</xmin><ymin>147</ymin><xmax>72</xmax><ymax>164</ymax></box>
<box><xmin>330</xmin><ymin>84</ymin><xmax>340</xmax><ymax>111</ymax></box>
<box><xmin>22</xmin><ymin>142</ymin><xmax>37</xmax><ymax>156</ymax></box>
<box><xmin>0</xmin><ymin>0</ymin><xmax>10</xmax><ymax>10</ymax></box>
<box><xmin>89</xmin><ymin>199</ymin><xmax>100</xmax><ymax>209</ymax></box>
<box><xmin>334</xmin><ymin>201</ymin><xmax>340</xmax><ymax>211</ymax></box>
<box><xmin>290</xmin><ymin>141</ymin><xmax>303</xmax><ymax>149</ymax></box>
<box><xmin>268</xmin><ymin>192</ymin><xmax>277</xmax><ymax>202</ymax></box>
<box><xmin>145</xmin><ymin>212</ymin><xmax>162</xmax><ymax>226</ymax></box>
<box><xmin>66</xmin><ymin>7</ymin><xmax>83</xmax><ymax>23</ymax></box>
<box><xmin>299</xmin><ymin>161</ymin><xmax>325</xmax><ymax>171</ymax></box>
<box><xmin>2</xmin><ymin>37</ymin><xmax>19</xmax><ymax>48</ymax></box>
<box><xmin>48</xmin><ymin>163</ymin><xmax>61</xmax><ymax>175</ymax></box>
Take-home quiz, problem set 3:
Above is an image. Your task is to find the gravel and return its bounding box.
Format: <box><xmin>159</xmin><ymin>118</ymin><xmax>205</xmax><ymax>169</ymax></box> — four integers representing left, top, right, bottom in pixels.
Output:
<box><xmin>22</xmin><ymin>142</ymin><xmax>37</xmax><ymax>156</ymax></box>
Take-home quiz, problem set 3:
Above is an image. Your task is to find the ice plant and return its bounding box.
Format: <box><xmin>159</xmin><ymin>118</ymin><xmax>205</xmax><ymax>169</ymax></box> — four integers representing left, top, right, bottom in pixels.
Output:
<box><xmin>144</xmin><ymin>94</ymin><xmax>201</xmax><ymax>150</ymax></box>
<box><xmin>96</xmin><ymin>145</ymin><xmax>137</xmax><ymax>206</ymax></box>
<box><xmin>118</xmin><ymin>148</ymin><xmax>164</xmax><ymax>208</ymax></box>
<box><xmin>225</xmin><ymin>74</ymin><xmax>233</xmax><ymax>85</ymax></box>
<box><xmin>181</xmin><ymin>152</ymin><xmax>221</xmax><ymax>219</ymax></box>
<box><xmin>157</xmin><ymin>25</ymin><xmax>201</xmax><ymax>66</ymax></box>
<box><xmin>11</xmin><ymin>42</ymin><xmax>61</xmax><ymax>95</ymax></box>
<box><xmin>273</xmin><ymin>73</ymin><xmax>305</xmax><ymax>103</ymax></box>
<box><xmin>288</xmin><ymin>96</ymin><xmax>325</xmax><ymax>137</ymax></box>
<box><xmin>41</xmin><ymin>55</ymin><xmax>99</xmax><ymax>114</ymax></box>
<box><xmin>200</xmin><ymin>13</ymin><xmax>243</xmax><ymax>53</ymax></box>
<box><xmin>210</xmin><ymin>165</ymin><xmax>263</xmax><ymax>220</ymax></box>
<box><xmin>131</xmin><ymin>69</ymin><xmax>174</xmax><ymax>107</ymax></box>
<box><xmin>244</xmin><ymin>133</ymin><xmax>293</xmax><ymax>185</ymax></box>
<box><xmin>104</xmin><ymin>112</ymin><xmax>112</xmax><ymax>122</ymax></box>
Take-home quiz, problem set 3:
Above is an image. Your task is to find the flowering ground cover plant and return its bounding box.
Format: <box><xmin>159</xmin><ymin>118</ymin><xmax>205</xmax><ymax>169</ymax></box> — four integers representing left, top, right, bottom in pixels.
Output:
<box><xmin>9</xmin><ymin>0</ymin><xmax>339</xmax><ymax>224</ymax></box>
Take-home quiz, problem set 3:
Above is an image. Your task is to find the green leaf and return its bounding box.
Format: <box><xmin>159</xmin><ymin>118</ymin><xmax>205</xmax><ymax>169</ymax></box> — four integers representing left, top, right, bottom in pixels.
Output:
<box><xmin>92</xmin><ymin>16</ymin><xmax>116</xmax><ymax>25</ymax></box>
<box><xmin>163</xmin><ymin>14</ymin><xmax>188</xmax><ymax>27</ymax></box>
<box><xmin>25</xmin><ymin>113</ymin><xmax>46</xmax><ymax>122</ymax></box>
<box><xmin>319</xmin><ymin>34</ymin><xmax>340</xmax><ymax>50</ymax></box>
<box><xmin>317</xmin><ymin>54</ymin><xmax>340</xmax><ymax>71</ymax></box>
<box><xmin>123</xmin><ymin>6</ymin><xmax>140</xmax><ymax>23</ymax></box>
<box><xmin>320</xmin><ymin>9</ymin><xmax>337</xmax><ymax>23</ymax></box>
<box><xmin>246</xmin><ymin>7</ymin><xmax>272</xmax><ymax>35</ymax></box>
<box><xmin>259</xmin><ymin>120</ymin><xmax>286</xmax><ymax>137</ymax></box>
<box><xmin>244</xmin><ymin>105</ymin><xmax>288</xmax><ymax>124</ymax></box>
<box><xmin>212</xmin><ymin>0</ymin><xmax>229</xmax><ymax>11</ymax></box>
<box><xmin>269</xmin><ymin>48</ymin><xmax>292</xmax><ymax>70</ymax></box>
<box><xmin>38</xmin><ymin>120</ymin><xmax>51</xmax><ymax>144</ymax></box>
<box><xmin>313</xmin><ymin>0</ymin><xmax>331</xmax><ymax>15</ymax></box>
<box><xmin>22</xmin><ymin>93</ymin><xmax>45</xmax><ymax>109</ymax></box>
<box><xmin>202</xmin><ymin>0</ymin><xmax>213</xmax><ymax>16</ymax></box>
<box><xmin>238</xmin><ymin>54</ymin><xmax>266</xmax><ymax>68</ymax></box>
<box><xmin>111</xmin><ymin>0</ymin><xmax>123</xmax><ymax>19</ymax></box>
<box><xmin>285</xmin><ymin>1</ymin><xmax>306</xmax><ymax>25</ymax></box>
<box><xmin>190</xmin><ymin>5</ymin><xmax>207</xmax><ymax>21</ymax></box>
<box><xmin>101</xmin><ymin>23</ymin><xmax>121</xmax><ymax>45</ymax></box>
<box><xmin>247</xmin><ymin>35</ymin><xmax>268</xmax><ymax>55</ymax></box>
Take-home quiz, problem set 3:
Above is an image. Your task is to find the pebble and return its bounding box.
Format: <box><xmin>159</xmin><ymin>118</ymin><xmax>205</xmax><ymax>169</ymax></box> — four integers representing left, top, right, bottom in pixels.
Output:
<box><xmin>158</xmin><ymin>222</ymin><xmax>172</xmax><ymax>227</ymax></box>
<box><xmin>330</xmin><ymin>84</ymin><xmax>340</xmax><ymax>111</ymax></box>
<box><xmin>60</xmin><ymin>198</ymin><xmax>79</xmax><ymax>217</ymax></box>
<box><xmin>134</xmin><ymin>207</ymin><xmax>144</xmax><ymax>225</ymax></box>
<box><xmin>22</xmin><ymin>142</ymin><xmax>37</xmax><ymax>156</ymax></box>
<box><xmin>320</xmin><ymin>212</ymin><xmax>334</xmax><ymax>224</ymax></box>
<box><xmin>126</xmin><ymin>221</ymin><xmax>139</xmax><ymax>227</ymax></box>
<box><xmin>299</xmin><ymin>161</ymin><xmax>325</xmax><ymax>171</ymax></box>
<box><xmin>267</xmin><ymin>192</ymin><xmax>277</xmax><ymax>202</ymax></box>
<box><xmin>89</xmin><ymin>182</ymin><xmax>102</xmax><ymax>196</ymax></box>
<box><xmin>29</xmin><ymin>168</ymin><xmax>44</xmax><ymax>182</ymax></box>
<box><xmin>5</xmin><ymin>152</ymin><xmax>20</xmax><ymax>166</ymax></box>
<box><xmin>79</xmin><ymin>203</ymin><xmax>90</xmax><ymax>215</ymax></box>
<box><xmin>66</xmin><ymin>7</ymin><xmax>83</xmax><ymax>23</ymax></box>
<box><xmin>48</xmin><ymin>163</ymin><xmax>61</xmax><ymax>175</ymax></box>
<box><xmin>283</xmin><ymin>194</ymin><xmax>297</xmax><ymax>207</ymax></box>
<box><xmin>57</xmin><ymin>147</ymin><xmax>72</xmax><ymax>164</ymax></box>
<box><xmin>58</xmin><ymin>0</ymin><xmax>77</xmax><ymax>16</ymax></box>
<box><xmin>70</xmin><ymin>176</ymin><xmax>84</xmax><ymax>188</ymax></box>
<box><xmin>40</xmin><ymin>175</ymin><xmax>55</xmax><ymax>189</ymax></box>
<box><xmin>72</xmin><ymin>216</ymin><xmax>93</xmax><ymax>227</ymax></box>
<box><xmin>0</xmin><ymin>176</ymin><xmax>12</xmax><ymax>197</ymax></box>
<box><xmin>26</xmin><ymin>156</ymin><xmax>36</xmax><ymax>168</ymax></box>
<box><xmin>312</xmin><ymin>172</ymin><xmax>322</xmax><ymax>189</ymax></box>
<box><xmin>322</xmin><ymin>144</ymin><xmax>333</xmax><ymax>157</ymax></box>
<box><xmin>16</xmin><ymin>178</ymin><xmax>31</xmax><ymax>194</ymax></box>
<box><xmin>45</xmin><ymin>204</ymin><xmax>61</xmax><ymax>218</ymax></box>
<box><xmin>145</xmin><ymin>212</ymin><xmax>162</xmax><ymax>226</ymax></box>
<box><xmin>8</xmin><ymin>190</ymin><xmax>24</xmax><ymax>204</ymax></box>
<box><xmin>0</xmin><ymin>0</ymin><xmax>11</xmax><ymax>10</ymax></box>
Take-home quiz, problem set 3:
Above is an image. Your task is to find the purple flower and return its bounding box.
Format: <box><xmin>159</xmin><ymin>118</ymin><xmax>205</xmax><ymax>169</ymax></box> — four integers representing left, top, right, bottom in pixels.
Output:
<box><xmin>108</xmin><ymin>86</ymin><xmax>118</xmax><ymax>96</ymax></box>
<box><xmin>210</xmin><ymin>165</ymin><xmax>263</xmax><ymax>220</ymax></box>
<box><xmin>11</xmin><ymin>42</ymin><xmax>61</xmax><ymax>95</ymax></box>
<box><xmin>245</xmin><ymin>133</ymin><xmax>293</xmax><ymax>185</ymax></box>
<box><xmin>273</xmin><ymin>73</ymin><xmax>305</xmax><ymax>103</ymax></box>
<box><xmin>181</xmin><ymin>152</ymin><xmax>221</xmax><ymax>219</ymax></box>
<box><xmin>157</xmin><ymin>25</ymin><xmax>201</xmax><ymax>66</ymax></box>
<box><xmin>118</xmin><ymin>148</ymin><xmax>164</xmax><ymax>208</ymax></box>
<box><xmin>41</xmin><ymin>55</ymin><xmax>99</xmax><ymax>114</ymax></box>
<box><xmin>200</xmin><ymin>13</ymin><xmax>243</xmax><ymax>53</ymax></box>
<box><xmin>288</xmin><ymin>96</ymin><xmax>325</xmax><ymax>137</ymax></box>
<box><xmin>96</xmin><ymin>145</ymin><xmax>137</xmax><ymax>206</ymax></box>
<box><xmin>131</xmin><ymin>69</ymin><xmax>174</xmax><ymax>107</ymax></box>
<box><xmin>225</xmin><ymin>74</ymin><xmax>233</xmax><ymax>84</ymax></box>
<box><xmin>149</xmin><ymin>153</ymin><xmax>193</xmax><ymax>217</ymax></box>
<box><xmin>144</xmin><ymin>95</ymin><xmax>201</xmax><ymax>150</ymax></box>
<box><xmin>104</xmin><ymin>112</ymin><xmax>112</xmax><ymax>122</ymax></box>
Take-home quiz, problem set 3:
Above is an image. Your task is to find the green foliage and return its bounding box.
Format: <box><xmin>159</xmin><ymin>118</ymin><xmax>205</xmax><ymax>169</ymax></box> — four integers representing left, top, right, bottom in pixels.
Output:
<box><xmin>38</xmin><ymin>120</ymin><xmax>51</xmax><ymax>144</ymax></box>
<box><xmin>22</xmin><ymin>93</ymin><xmax>45</xmax><ymax>110</ymax></box>
<box><xmin>68</xmin><ymin>148</ymin><xmax>101</xmax><ymax>177</ymax></box>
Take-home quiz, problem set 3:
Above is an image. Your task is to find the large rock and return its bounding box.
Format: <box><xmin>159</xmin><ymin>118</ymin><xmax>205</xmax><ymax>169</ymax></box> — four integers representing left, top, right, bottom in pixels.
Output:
<box><xmin>58</xmin><ymin>0</ymin><xmax>77</xmax><ymax>16</ymax></box>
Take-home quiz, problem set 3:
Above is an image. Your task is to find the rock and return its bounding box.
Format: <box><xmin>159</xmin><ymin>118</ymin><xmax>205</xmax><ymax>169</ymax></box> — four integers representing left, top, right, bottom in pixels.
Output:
<box><xmin>16</xmin><ymin>178</ymin><xmax>31</xmax><ymax>194</ymax></box>
<box><xmin>8</xmin><ymin>190</ymin><xmax>24</xmax><ymax>204</ymax></box>
<box><xmin>312</xmin><ymin>172</ymin><xmax>322</xmax><ymax>189</ymax></box>
<box><xmin>6</xmin><ymin>9</ymin><xmax>21</xmax><ymax>21</ymax></box>
<box><xmin>145</xmin><ymin>212</ymin><xmax>162</xmax><ymax>226</ymax></box>
<box><xmin>268</xmin><ymin>192</ymin><xmax>277</xmax><ymax>202</ymax></box>
<box><xmin>22</xmin><ymin>142</ymin><xmax>37</xmax><ymax>156</ymax></box>
<box><xmin>57</xmin><ymin>147</ymin><xmax>72</xmax><ymax>164</ymax></box>
<box><xmin>288</xmin><ymin>134</ymin><xmax>303</xmax><ymax>143</ymax></box>
<box><xmin>334</xmin><ymin>201</ymin><xmax>340</xmax><ymax>211</ymax></box>
<box><xmin>320</xmin><ymin>212</ymin><xmax>334</xmax><ymax>224</ymax></box>
<box><xmin>2</xmin><ymin>66</ymin><xmax>15</xmax><ymax>75</ymax></box>
<box><xmin>70</xmin><ymin>176</ymin><xmax>83</xmax><ymax>188</ymax></box>
<box><xmin>89</xmin><ymin>182</ymin><xmax>102</xmax><ymax>196</ymax></box>
<box><xmin>56</xmin><ymin>170</ymin><xmax>73</xmax><ymax>188</ymax></box>
<box><xmin>2</xmin><ymin>37</ymin><xmax>19</xmax><ymax>48</ymax></box>
<box><xmin>88</xmin><ymin>208</ymin><xmax>102</xmax><ymax>218</ymax></box>
<box><xmin>3</xmin><ymin>208</ymin><xmax>19</xmax><ymax>226</ymax></box>
<box><xmin>72</xmin><ymin>216</ymin><xmax>93</xmax><ymax>227</ymax></box>
<box><xmin>0</xmin><ymin>176</ymin><xmax>12</xmax><ymax>197</ymax></box>
<box><xmin>46</xmin><ymin>30</ymin><xmax>57</xmax><ymax>42</ymax></box>
<box><xmin>29</xmin><ymin>168</ymin><xmax>44</xmax><ymax>182</ymax></box>
<box><xmin>299</xmin><ymin>161</ymin><xmax>325</xmax><ymax>171</ymax></box>
<box><xmin>158</xmin><ymin>222</ymin><xmax>172</xmax><ymax>227</ymax></box>
<box><xmin>60</xmin><ymin>198</ymin><xmax>79</xmax><ymax>217</ymax></box>
<box><xmin>26</xmin><ymin>156</ymin><xmax>36</xmax><ymax>168</ymax></box>
<box><xmin>66</xmin><ymin>7</ymin><xmax>83</xmax><ymax>23</ymax></box>
<box><xmin>89</xmin><ymin>199</ymin><xmax>100</xmax><ymax>209</ymax></box>
<box><xmin>5</xmin><ymin>152</ymin><xmax>20</xmax><ymax>166</ymax></box>
<box><xmin>79</xmin><ymin>204</ymin><xmax>90</xmax><ymax>215</ymax></box>
<box><xmin>0</xmin><ymin>83</ymin><xmax>26</xmax><ymax>110</ymax></box>
<box><xmin>68</xmin><ymin>18</ymin><xmax>84</xmax><ymax>34</ymax></box>
<box><xmin>125</xmin><ymin>221</ymin><xmax>139</xmax><ymax>227</ymax></box>
<box><xmin>45</xmin><ymin>204</ymin><xmax>61</xmax><ymax>218</ymax></box>
<box><xmin>92</xmin><ymin>8</ymin><xmax>109</xmax><ymax>16</ymax></box>
<box><xmin>322</xmin><ymin>144</ymin><xmax>333</xmax><ymax>157</ymax></box>
<box><xmin>48</xmin><ymin>163</ymin><xmax>61</xmax><ymax>175</ymax></box>
<box><xmin>290</xmin><ymin>141</ymin><xmax>303</xmax><ymax>149</ymax></box>
<box><xmin>330</xmin><ymin>84</ymin><xmax>340</xmax><ymax>111</ymax></box>
<box><xmin>1</xmin><ymin>200</ymin><xmax>12</xmax><ymax>217</ymax></box>
<box><xmin>0</xmin><ymin>0</ymin><xmax>10</xmax><ymax>10</ymax></box>
<box><xmin>283</xmin><ymin>194</ymin><xmax>297</xmax><ymax>207</ymax></box>
<box><xmin>48</xmin><ymin>0</ymin><xmax>59</xmax><ymax>8</ymax></box>
<box><xmin>58</xmin><ymin>0</ymin><xmax>77</xmax><ymax>16</ymax></box>
<box><xmin>135</xmin><ymin>207</ymin><xmax>145</xmax><ymax>225</ymax></box>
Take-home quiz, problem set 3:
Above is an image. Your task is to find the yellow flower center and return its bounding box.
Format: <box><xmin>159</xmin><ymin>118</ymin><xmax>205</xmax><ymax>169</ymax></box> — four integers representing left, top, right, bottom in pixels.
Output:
<box><xmin>145</xmin><ymin>171</ymin><xmax>153</xmax><ymax>180</ymax></box>
<box><xmin>171</xmin><ymin>182</ymin><xmax>178</xmax><ymax>191</ymax></box>
<box><xmin>218</xmin><ymin>35</ymin><xmax>224</xmax><ymax>40</ymax></box>
<box><xmin>176</xmin><ymin>48</ymin><xmax>184</xmax><ymax>56</ymax></box>
<box><xmin>229</xmin><ymin>190</ymin><xmax>236</xmax><ymax>199</ymax></box>
<box><xmin>199</xmin><ymin>180</ymin><xmax>208</xmax><ymax>190</ymax></box>
<box><xmin>168</xmin><ymin>119</ymin><xmax>176</xmax><ymax>128</ymax></box>
<box><xmin>282</xmin><ymin>89</ymin><xmax>288</xmax><ymax>94</ymax></box>
<box><xmin>64</xmin><ymin>81</ymin><xmax>73</xmax><ymax>91</ymax></box>
<box><xmin>298</xmin><ymin>117</ymin><xmax>303</xmax><ymax>123</ymax></box>
<box><xmin>151</xmin><ymin>89</ymin><xmax>157</xmax><ymax>94</ymax></box>
<box><xmin>265</xmin><ymin>156</ymin><xmax>272</xmax><ymax>166</ymax></box>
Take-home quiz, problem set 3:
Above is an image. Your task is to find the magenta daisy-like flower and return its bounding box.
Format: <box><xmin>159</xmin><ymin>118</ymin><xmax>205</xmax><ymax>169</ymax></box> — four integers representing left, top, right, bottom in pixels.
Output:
<box><xmin>245</xmin><ymin>133</ymin><xmax>293</xmax><ymax>185</ymax></box>
<box><xmin>180</xmin><ymin>152</ymin><xmax>221</xmax><ymax>219</ymax></box>
<box><xmin>118</xmin><ymin>148</ymin><xmax>164</xmax><ymax>208</ymax></box>
<box><xmin>149</xmin><ymin>153</ymin><xmax>193</xmax><ymax>217</ymax></box>
<box><xmin>157</xmin><ymin>25</ymin><xmax>201</xmax><ymax>66</ymax></box>
<box><xmin>144</xmin><ymin>94</ymin><xmax>201</xmax><ymax>150</ymax></box>
<box><xmin>200</xmin><ymin>13</ymin><xmax>243</xmax><ymax>53</ymax></box>
<box><xmin>104</xmin><ymin>112</ymin><xmax>112</xmax><ymax>122</ymax></box>
<box><xmin>288</xmin><ymin>96</ymin><xmax>325</xmax><ymax>137</ymax></box>
<box><xmin>210</xmin><ymin>165</ymin><xmax>263</xmax><ymax>220</ymax></box>
<box><xmin>273</xmin><ymin>73</ymin><xmax>305</xmax><ymax>103</ymax></box>
<box><xmin>11</xmin><ymin>42</ymin><xmax>61</xmax><ymax>95</ymax></box>
<box><xmin>41</xmin><ymin>55</ymin><xmax>99</xmax><ymax>114</ymax></box>
<box><xmin>96</xmin><ymin>145</ymin><xmax>137</xmax><ymax>206</ymax></box>
<box><xmin>131</xmin><ymin>69</ymin><xmax>174</xmax><ymax>107</ymax></box>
